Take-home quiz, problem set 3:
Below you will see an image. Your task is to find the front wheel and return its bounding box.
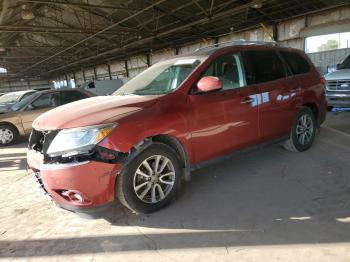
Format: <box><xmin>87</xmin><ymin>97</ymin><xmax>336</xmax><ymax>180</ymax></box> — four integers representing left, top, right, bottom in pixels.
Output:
<box><xmin>283</xmin><ymin>107</ymin><xmax>316</xmax><ymax>152</ymax></box>
<box><xmin>0</xmin><ymin>125</ymin><xmax>18</xmax><ymax>146</ymax></box>
<box><xmin>116</xmin><ymin>143</ymin><xmax>182</xmax><ymax>214</ymax></box>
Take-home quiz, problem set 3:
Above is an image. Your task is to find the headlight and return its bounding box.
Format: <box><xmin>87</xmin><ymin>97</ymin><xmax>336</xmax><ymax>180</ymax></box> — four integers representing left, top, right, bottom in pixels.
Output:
<box><xmin>47</xmin><ymin>123</ymin><xmax>116</xmax><ymax>157</ymax></box>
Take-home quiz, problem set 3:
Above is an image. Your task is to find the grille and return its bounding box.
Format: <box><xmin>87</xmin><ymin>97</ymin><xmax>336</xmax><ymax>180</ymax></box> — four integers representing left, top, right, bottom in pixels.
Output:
<box><xmin>327</xmin><ymin>79</ymin><xmax>350</xmax><ymax>91</ymax></box>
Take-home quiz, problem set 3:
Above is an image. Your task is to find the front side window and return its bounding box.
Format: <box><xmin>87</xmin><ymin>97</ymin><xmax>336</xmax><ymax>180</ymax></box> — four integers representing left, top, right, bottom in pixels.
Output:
<box><xmin>31</xmin><ymin>93</ymin><xmax>60</xmax><ymax>109</ymax></box>
<box><xmin>281</xmin><ymin>51</ymin><xmax>310</xmax><ymax>75</ymax></box>
<box><xmin>114</xmin><ymin>58</ymin><xmax>202</xmax><ymax>96</ymax></box>
<box><xmin>243</xmin><ymin>51</ymin><xmax>287</xmax><ymax>84</ymax></box>
<box><xmin>19</xmin><ymin>92</ymin><xmax>35</xmax><ymax>101</ymax></box>
<box><xmin>202</xmin><ymin>53</ymin><xmax>246</xmax><ymax>90</ymax></box>
<box><xmin>11</xmin><ymin>93</ymin><xmax>38</xmax><ymax>111</ymax></box>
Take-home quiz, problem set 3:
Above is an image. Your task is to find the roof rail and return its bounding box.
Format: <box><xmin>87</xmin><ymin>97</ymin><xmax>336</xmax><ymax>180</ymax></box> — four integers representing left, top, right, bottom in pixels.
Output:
<box><xmin>195</xmin><ymin>39</ymin><xmax>282</xmax><ymax>51</ymax></box>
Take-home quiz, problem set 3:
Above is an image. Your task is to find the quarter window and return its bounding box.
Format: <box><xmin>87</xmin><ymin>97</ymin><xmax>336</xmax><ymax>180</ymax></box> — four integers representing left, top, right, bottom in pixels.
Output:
<box><xmin>280</xmin><ymin>51</ymin><xmax>310</xmax><ymax>75</ymax></box>
<box><xmin>242</xmin><ymin>51</ymin><xmax>287</xmax><ymax>84</ymax></box>
<box><xmin>202</xmin><ymin>53</ymin><xmax>245</xmax><ymax>91</ymax></box>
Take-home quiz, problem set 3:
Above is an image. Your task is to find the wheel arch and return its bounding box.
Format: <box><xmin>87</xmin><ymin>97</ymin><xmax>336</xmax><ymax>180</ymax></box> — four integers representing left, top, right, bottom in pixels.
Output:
<box><xmin>302</xmin><ymin>102</ymin><xmax>319</xmax><ymax>126</ymax></box>
<box><xmin>123</xmin><ymin>134</ymin><xmax>192</xmax><ymax>180</ymax></box>
<box><xmin>0</xmin><ymin>121</ymin><xmax>20</xmax><ymax>135</ymax></box>
<box><xmin>150</xmin><ymin>134</ymin><xmax>190</xmax><ymax>171</ymax></box>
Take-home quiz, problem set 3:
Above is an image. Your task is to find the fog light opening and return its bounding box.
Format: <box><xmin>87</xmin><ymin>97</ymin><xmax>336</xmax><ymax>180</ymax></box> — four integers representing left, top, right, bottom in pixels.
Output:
<box><xmin>61</xmin><ymin>190</ymin><xmax>89</xmax><ymax>204</ymax></box>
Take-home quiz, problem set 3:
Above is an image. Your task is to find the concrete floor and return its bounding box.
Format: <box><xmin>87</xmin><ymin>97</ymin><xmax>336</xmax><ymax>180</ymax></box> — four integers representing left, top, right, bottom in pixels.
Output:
<box><xmin>1</xmin><ymin>112</ymin><xmax>350</xmax><ymax>261</ymax></box>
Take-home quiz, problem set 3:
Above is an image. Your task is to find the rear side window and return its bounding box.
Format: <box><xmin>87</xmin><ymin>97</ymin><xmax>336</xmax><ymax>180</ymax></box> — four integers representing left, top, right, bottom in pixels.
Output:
<box><xmin>61</xmin><ymin>91</ymin><xmax>88</xmax><ymax>105</ymax></box>
<box><xmin>281</xmin><ymin>51</ymin><xmax>310</xmax><ymax>75</ymax></box>
<box><xmin>242</xmin><ymin>51</ymin><xmax>286</xmax><ymax>84</ymax></box>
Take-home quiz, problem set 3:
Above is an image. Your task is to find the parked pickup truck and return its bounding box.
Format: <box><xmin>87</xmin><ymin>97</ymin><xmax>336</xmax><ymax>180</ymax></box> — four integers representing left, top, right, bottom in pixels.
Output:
<box><xmin>325</xmin><ymin>54</ymin><xmax>350</xmax><ymax>110</ymax></box>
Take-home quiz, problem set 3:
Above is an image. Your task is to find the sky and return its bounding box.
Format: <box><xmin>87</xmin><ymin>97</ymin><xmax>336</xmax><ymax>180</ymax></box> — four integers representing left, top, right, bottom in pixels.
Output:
<box><xmin>305</xmin><ymin>32</ymin><xmax>350</xmax><ymax>53</ymax></box>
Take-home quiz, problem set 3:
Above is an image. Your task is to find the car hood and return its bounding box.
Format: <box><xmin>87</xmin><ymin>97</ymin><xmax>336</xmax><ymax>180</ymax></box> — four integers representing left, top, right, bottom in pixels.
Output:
<box><xmin>325</xmin><ymin>68</ymin><xmax>350</xmax><ymax>81</ymax></box>
<box><xmin>33</xmin><ymin>95</ymin><xmax>159</xmax><ymax>130</ymax></box>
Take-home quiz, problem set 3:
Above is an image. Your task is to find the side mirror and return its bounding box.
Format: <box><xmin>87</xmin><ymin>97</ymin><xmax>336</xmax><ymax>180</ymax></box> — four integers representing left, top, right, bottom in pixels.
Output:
<box><xmin>197</xmin><ymin>76</ymin><xmax>222</xmax><ymax>93</ymax></box>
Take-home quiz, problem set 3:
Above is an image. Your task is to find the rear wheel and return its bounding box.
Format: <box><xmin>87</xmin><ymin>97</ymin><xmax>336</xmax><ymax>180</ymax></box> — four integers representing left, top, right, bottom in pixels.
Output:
<box><xmin>0</xmin><ymin>125</ymin><xmax>17</xmax><ymax>146</ymax></box>
<box><xmin>116</xmin><ymin>143</ymin><xmax>182</xmax><ymax>213</ymax></box>
<box><xmin>283</xmin><ymin>107</ymin><xmax>316</xmax><ymax>152</ymax></box>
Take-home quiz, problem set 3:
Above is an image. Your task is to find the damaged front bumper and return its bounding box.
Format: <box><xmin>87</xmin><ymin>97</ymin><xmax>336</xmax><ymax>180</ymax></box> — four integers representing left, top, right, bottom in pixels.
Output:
<box><xmin>27</xmin><ymin>128</ymin><xmax>125</xmax><ymax>215</ymax></box>
<box><xmin>27</xmin><ymin>149</ymin><xmax>122</xmax><ymax>214</ymax></box>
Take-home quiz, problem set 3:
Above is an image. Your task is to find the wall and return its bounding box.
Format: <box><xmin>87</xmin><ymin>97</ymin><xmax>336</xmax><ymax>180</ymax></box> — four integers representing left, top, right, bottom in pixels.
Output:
<box><xmin>308</xmin><ymin>48</ymin><xmax>350</xmax><ymax>75</ymax></box>
<box><xmin>0</xmin><ymin>79</ymin><xmax>51</xmax><ymax>93</ymax></box>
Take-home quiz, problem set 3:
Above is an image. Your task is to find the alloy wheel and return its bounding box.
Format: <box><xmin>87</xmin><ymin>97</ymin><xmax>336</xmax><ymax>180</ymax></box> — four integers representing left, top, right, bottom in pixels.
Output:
<box><xmin>133</xmin><ymin>155</ymin><xmax>176</xmax><ymax>204</ymax></box>
<box><xmin>296</xmin><ymin>114</ymin><xmax>314</xmax><ymax>146</ymax></box>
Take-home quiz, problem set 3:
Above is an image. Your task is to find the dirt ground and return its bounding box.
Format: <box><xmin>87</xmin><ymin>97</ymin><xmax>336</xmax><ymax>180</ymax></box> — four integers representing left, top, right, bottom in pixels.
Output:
<box><xmin>1</xmin><ymin>112</ymin><xmax>350</xmax><ymax>261</ymax></box>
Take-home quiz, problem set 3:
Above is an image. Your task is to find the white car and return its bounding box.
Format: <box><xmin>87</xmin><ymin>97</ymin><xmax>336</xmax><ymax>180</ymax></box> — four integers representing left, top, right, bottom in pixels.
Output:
<box><xmin>325</xmin><ymin>54</ymin><xmax>350</xmax><ymax>109</ymax></box>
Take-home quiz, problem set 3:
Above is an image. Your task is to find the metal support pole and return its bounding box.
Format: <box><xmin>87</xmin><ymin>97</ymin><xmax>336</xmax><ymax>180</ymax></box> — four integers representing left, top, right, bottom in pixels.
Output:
<box><xmin>124</xmin><ymin>60</ymin><xmax>129</xmax><ymax>78</ymax></box>
<box><xmin>93</xmin><ymin>67</ymin><xmax>97</xmax><ymax>80</ymax></box>
<box><xmin>107</xmin><ymin>64</ymin><xmax>112</xmax><ymax>79</ymax></box>
<box><xmin>65</xmin><ymin>75</ymin><xmax>68</xmax><ymax>88</ymax></box>
<box><xmin>146</xmin><ymin>54</ymin><xmax>151</xmax><ymax>67</ymax></box>
<box><xmin>272</xmin><ymin>23</ymin><xmax>278</xmax><ymax>42</ymax></box>
<box><xmin>82</xmin><ymin>69</ymin><xmax>86</xmax><ymax>82</ymax></box>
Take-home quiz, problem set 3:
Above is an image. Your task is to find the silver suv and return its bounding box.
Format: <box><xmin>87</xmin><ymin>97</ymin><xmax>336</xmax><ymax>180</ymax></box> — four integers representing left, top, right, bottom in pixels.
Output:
<box><xmin>325</xmin><ymin>54</ymin><xmax>350</xmax><ymax>109</ymax></box>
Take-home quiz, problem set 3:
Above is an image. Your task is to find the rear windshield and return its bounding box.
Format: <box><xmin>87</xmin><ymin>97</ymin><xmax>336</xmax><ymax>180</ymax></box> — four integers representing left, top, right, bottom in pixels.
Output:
<box><xmin>114</xmin><ymin>58</ymin><xmax>202</xmax><ymax>96</ymax></box>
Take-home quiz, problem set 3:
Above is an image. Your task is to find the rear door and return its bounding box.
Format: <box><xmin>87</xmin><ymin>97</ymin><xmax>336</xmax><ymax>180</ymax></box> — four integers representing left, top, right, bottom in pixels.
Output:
<box><xmin>189</xmin><ymin>52</ymin><xmax>259</xmax><ymax>163</ymax></box>
<box><xmin>21</xmin><ymin>92</ymin><xmax>61</xmax><ymax>134</ymax></box>
<box><xmin>242</xmin><ymin>50</ymin><xmax>301</xmax><ymax>140</ymax></box>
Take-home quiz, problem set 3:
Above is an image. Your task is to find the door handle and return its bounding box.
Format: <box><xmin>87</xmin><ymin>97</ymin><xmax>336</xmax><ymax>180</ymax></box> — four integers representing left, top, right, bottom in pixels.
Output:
<box><xmin>241</xmin><ymin>97</ymin><xmax>254</xmax><ymax>104</ymax></box>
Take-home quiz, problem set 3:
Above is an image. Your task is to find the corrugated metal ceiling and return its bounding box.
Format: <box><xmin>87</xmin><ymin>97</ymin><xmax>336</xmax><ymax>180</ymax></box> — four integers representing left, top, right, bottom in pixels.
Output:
<box><xmin>0</xmin><ymin>0</ymin><xmax>348</xmax><ymax>79</ymax></box>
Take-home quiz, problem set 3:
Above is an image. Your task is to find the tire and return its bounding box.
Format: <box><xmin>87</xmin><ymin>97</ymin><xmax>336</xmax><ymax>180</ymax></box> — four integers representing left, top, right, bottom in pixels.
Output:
<box><xmin>116</xmin><ymin>143</ymin><xmax>182</xmax><ymax>214</ymax></box>
<box><xmin>327</xmin><ymin>106</ymin><xmax>333</xmax><ymax>112</ymax></box>
<box><xmin>0</xmin><ymin>125</ymin><xmax>18</xmax><ymax>146</ymax></box>
<box><xmin>283</xmin><ymin>107</ymin><xmax>316</xmax><ymax>152</ymax></box>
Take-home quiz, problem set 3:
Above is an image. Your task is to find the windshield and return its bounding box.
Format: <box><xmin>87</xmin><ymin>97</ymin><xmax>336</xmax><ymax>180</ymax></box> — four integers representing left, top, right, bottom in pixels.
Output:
<box><xmin>0</xmin><ymin>92</ymin><xmax>23</xmax><ymax>105</ymax></box>
<box><xmin>113</xmin><ymin>58</ymin><xmax>202</xmax><ymax>96</ymax></box>
<box><xmin>339</xmin><ymin>55</ymin><xmax>350</xmax><ymax>69</ymax></box>
<box><xmin>11</xmin><ymin>93</ymin><xmax>38</xmax><ymax>111</ymax></box>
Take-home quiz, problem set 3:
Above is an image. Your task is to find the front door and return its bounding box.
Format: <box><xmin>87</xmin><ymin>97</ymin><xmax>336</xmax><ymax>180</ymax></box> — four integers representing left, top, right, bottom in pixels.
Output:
<box><xmin>189</xmin><ymin>52</ymin><xmax>259</xmax><ymax>163</ymax></box>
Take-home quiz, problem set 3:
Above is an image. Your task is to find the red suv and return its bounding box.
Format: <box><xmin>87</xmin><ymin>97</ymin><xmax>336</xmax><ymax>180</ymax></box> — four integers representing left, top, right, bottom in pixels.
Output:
<box><xmin>27</xmin><ymin>41</ymin><xmax>327</xmax><ymax>215</ymax></box>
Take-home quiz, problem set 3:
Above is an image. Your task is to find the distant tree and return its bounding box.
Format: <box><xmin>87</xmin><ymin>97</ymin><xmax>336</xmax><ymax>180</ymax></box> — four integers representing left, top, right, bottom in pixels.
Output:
<box><xmin>317</xmin><ymin>39</ymin><xmax>340</xmax><ymax>52</ymax></box>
